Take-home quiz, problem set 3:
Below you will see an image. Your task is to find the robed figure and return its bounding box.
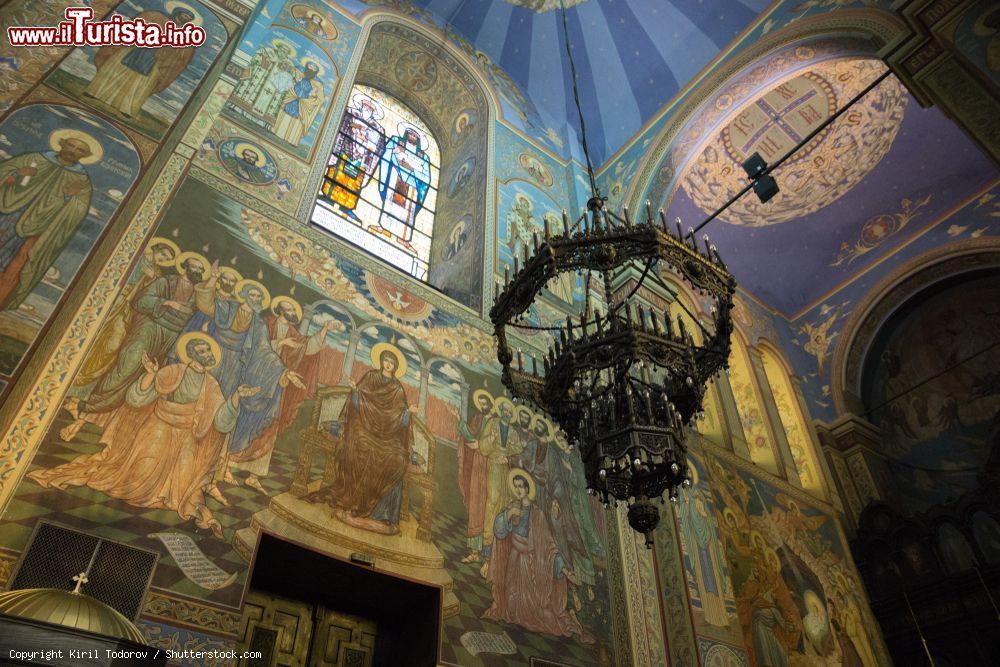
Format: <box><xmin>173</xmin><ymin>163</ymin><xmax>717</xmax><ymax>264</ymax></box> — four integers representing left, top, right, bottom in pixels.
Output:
<box><xmin>456</xmin><ymin>389</ymin><xmax>494</xmax><ymax>562</ymax></box>
<box><xmin>273</xmin><ymin>62</ymin><xmax>324</xmax><ymax>146</ymax></box>
<box><xmin>326</xmin><ymin>345</ymin><xmax>414</xmax><ymax>535</ymax></box>
<box><xmin>326</xmin><ymin>94</ymin><xmax>385</xmax><ymax>217</ymax></box>
<box><xmin>83</xmin><ymin>6</ymin><xmax>197</xmax><ymax>118</ymax></box>
<box><xmin>377</xmin><ymin>126</ymin><xmax>431</xmax><ymax>248</ymax></box>
<box><xmin>483</xmin><ymin>470</ymin><xmax>594</xmax><ymax>644</ymax></box>
<box><xmin>0</xmin><ymin>134</ymin><xmax>97</xmax><ymax>310</ymax></box>
<box><xmin>29</xmin><ymin>334</ymin><xmax>259</xmax><ymax>537</ymax></box>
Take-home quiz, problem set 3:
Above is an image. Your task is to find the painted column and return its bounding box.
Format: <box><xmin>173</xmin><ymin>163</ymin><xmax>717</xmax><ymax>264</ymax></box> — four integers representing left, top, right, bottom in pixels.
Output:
<box><xmin>748</xmin><ymin>348</ymin><xmax>802</xmax><ymax>487</ymax></box>
<box><xmin>418</xmin><ymin>365</ymin><xmax>429</xmax><ymax>416</ymax></box>
<box><xmin>790</xmin><ymin>373</ymin><xmax>839</xmax><ymax>504</ymax></box>
<box><xmin>339</xmin><ymin>328</ymin><xmax>361</xmax><ymax>384</ymax></box>
<box><xmin>712</xmin><ymin>372</ymin><xmax>754</xmax><ymax>463</ymax></box>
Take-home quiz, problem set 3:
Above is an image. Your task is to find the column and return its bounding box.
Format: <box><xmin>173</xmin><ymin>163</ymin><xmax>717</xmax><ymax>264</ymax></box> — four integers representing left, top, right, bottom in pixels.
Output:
<box><xmin>339</xmin><ymin>328</ymin><xmax>361</xmax><ymax>384</ymax></box>
<box><xmin>417</xmin><ymin>365</ymin><xmax>429</xmax><ymax>417</ymax></box>
<box><xmin>748</xmin><ymin>348</ymin><xmax>801</xmax><ymax>487</ymax></box>
<box><xmin>713</xmin><ymin>372</ymin><xmax>754</xmax><ymax>462</ymax></box>
<box><xmin>815</xmin><ymin>415</ymin><xmax>885</xmax><ymax>534</ymax></box>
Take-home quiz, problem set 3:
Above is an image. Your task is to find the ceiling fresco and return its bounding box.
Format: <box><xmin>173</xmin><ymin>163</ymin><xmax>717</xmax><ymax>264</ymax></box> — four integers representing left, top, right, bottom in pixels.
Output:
<box><xmin>663</xmin><ymin>59</ymin><xmax>998</xmax><ymax>316</ymax></box>
<box><xmin>396</xmin><ymin>0</ymin><xmax>772</xmax><ymax>163</ymax></box>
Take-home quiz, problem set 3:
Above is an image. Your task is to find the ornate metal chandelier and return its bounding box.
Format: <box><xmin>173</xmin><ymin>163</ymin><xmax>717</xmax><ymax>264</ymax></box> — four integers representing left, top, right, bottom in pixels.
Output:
<box><xmin>489</xmin><ymin>1</ymin><xmax>737</xmax><ymax>547</ymax></box>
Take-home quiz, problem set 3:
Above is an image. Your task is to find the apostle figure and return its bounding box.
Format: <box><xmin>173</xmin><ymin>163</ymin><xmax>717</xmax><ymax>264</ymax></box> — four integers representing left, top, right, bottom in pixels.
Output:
<box><xmin>326</xmin><ymin>93</ymin><xmax>385</xmax><ymax>218</ymax></box>
<box><xmin>377</xmin><ymin>124</ymin><xmax>431</xmax><ymax>250</ymax></box>
<box><xmin>83</xmin><ymin>4</ymin><xmax>198</xmax><ymax>118</ymax></box>
<box><xmin>234</xmin><ymin>40</ymin><xmax>294</xmax><ymax>117</ymax></box>
<box><xmin>482</xmin><ymin>469</ymin><xmax>594</xmax><ymax>644</ymax></box>
<box><xmin>233</xmin><ymin>296</ymin><xmax>337</xmax><ymax>485</ymax></box>
<box><xmin>30</xmin><ymin>334</ymin><xmax>259</xmax><ymax>538</ymax></box>
<box><xmin>273</xmin><ymin>60</ymin><xmax>324</xmax><ymax>146</ymax></box>
<box><xmin>327</xmin><ymin>343</ymin><xmax>415</xmax><ymax>535</ymax></box>
<box><xmin>0</xmin><ymin>131</ymin><xmax>98</xmax><ymax>311</ymax></box>
<box><xmin>477</xmin><ymin>397</ymin><xmax>523</xmax><ymax>551</ymax></box>
<box><xmin>61</xmin><ymin>252</ymin><xmax>212</xmax><ymax>442</ymax></box>
<box><xmin>455</xmin><ymin>389</ymin><xmax>494</xmax><ymax>563</ymax></box>
<box><xmin>74</xmin><ymin>238</ymin><xmax>178</xmax><ymax>388</ymax></box>
<box><xmin>679</xmin><ymin>474</ymin><xmax>730</xmax><ymax>627</ymax></box>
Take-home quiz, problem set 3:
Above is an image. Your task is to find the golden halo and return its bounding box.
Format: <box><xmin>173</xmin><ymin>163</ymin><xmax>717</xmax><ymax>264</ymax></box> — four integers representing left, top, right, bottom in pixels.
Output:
<box><xmin>175</xmin><ymin>251</ymin><xmax>212</xmax><ymax>279</ymax></box>
<box><xmin>722</xmin><ymin>507</ymin><xmax>739</xmax><ymax>527</ymax></box>
<box><xmin>515</xmin><ymin>405</ymin><xmax>532</xmax><ymax>420</ymax></box>
<box><xmin>176</xmin><ymin>332</ymin><xmax>221</xmax><ymax>370</ymax></box>
<box><xmin>763</xmin><ymin>547</ymin><xmax>780</xmax><ymax>568</ymax></box>
<box><xmin>147</xmin><ymin>237</ymin><xmax>179</xmax><ymax>267</ymax></box>
<box><xmin>300</xmin><ymin>57</ymin><xmax>325</xmax><ymax>76</ymax></box>
<box><xmin>234</xmin><ymin>278</ymin><xmax>271</xmax><ymax>308</ymax></box>
<box><xmin>271</xmin><ymin>295</ymin><xmax>303</xmax><ymax>320</ymax></box>
<box><xmin>370</xmin><ymin>342</ymin><xmax>407</xmax><ymax>378</ymax></box>
<box><xmin>750</xmin><ymin>530</ymin><xmax>767</xmax><ymax>550</ymax></box>
<box><xmin>215</xmin><ymin>265</ymin><xmax>243</xmax><ymax>282</ymax></box>
<box><xmin>472</xmin><ymin>388</ymin><xmax>494</xmax><ymax>409</ymax></box>
<box><xmin>164</xmin><ymin>0</ymin><xmax>202</xmax><ymax>25</ymax></box>
<box><xmin>689</xmin><ymin>461</ymin><xmax>700</xmax><ymax>486</ymax></box>
<box><xmin>494</xmin><ymin>396</ymin><xmax>515</xmax><ymax>418</ymax></box>
<box><xmin>507</xmin><ymin>467</ymin><xmax>536</xmax><ymax>500</ymax></box>
<box><xmin>271</xmin><ymin>39</ymin><xmax>297</xmax><ymax>59</ymax></box>
<box><xmin>231</xmin><ymin>142</ymin><xmax>268</xmax><ymax>167</ymax></box>
<box><xmin>48</xmin><ymin>129</ymin><xmax>103</xmax><ymax>165</ymax></box>
<box><xmin>530</xmin><ymin>414</ymin><xmax>553</xmax><ymax>439</ymax></box>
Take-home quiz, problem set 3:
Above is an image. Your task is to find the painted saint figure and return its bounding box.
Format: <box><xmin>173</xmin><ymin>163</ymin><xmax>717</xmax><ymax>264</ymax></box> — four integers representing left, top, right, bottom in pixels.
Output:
<box><xmin>272</xmin><ymin>60</ymin><xmax>324</xmax><ymax>146</ymax></box>
<box><xmin>326</xmin><ymin>344</ymin><xmax>415</xmax><ymax>535</ymax></box>
<box><xmin>0</xmin><ymin>131</ymin><xmax>99</xmax><ymax>311</ymax></box>
<box><xmin>477</xmin><ymin>397</ymin><xmax>523</xmax><ymax>551</ymax></box>
<box><xmin>83</xmin><ymin>4</ymin><xmax>198</xmax><ymax>118</ymax></box>
<box><xmin>377</xmin><ymin>124</ymin><xmax>431</xmax><ymax>250</ymax></box>
<box><xmin>325</xmin><ymin>94</ymin><xmax>386</xmax><ymax>218</ymax></box>
<box><xmin>456</xmin><ymin>388</ymin><xmax>494</xmax><ymax>563</ymax></box>
<box><xmin>482</xmin><ymin>470</ymin><xmax>594</xmax><ymax>644</ymax></box>
<box><xmin>30</xmin><ymin>334</ymin><xmax>259</xmax><ymax>537</ymax></box>
<box><xmin>679</xmin><ymin>480</ymin><xmax>731</xmax><ymax>627</ymax></box>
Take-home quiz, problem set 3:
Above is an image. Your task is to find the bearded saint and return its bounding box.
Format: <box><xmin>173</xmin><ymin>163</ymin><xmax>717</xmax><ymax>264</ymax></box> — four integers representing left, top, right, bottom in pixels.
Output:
<box><xmin>83</xmin><ymin>7</ymin><xmax>197</xmax><ymax>119</ymax></box>
<box><xmin>456</xmin><ymin>390</ymin><xmax>494</xmax><ymax>562</ymax></box>
<box><xmin>29</xmin><ymin>335</ymin><xmax>259</xmax><ymax>537</ymax></box>
<box><xmin>483</xmin><ymin>471</ymin><xmax>593</xmax><ymax>644</ymax></box>
<box><xmin>478</xmin><ymin>399</ymin><xmax>523</xmax><ymax>549</ymax></box>
<box><xmin>272</xmin><ymin>63</ymin><xmax>324</xmax><ymax>146</ymax></box>
<box><xmin>0</xmin><ymin>137</ymin><xmax>95</xmax><ymax>310</ymax></box>
<box><xmin>325</xmin><ymin>348</ymin><xmax>414</xmax><ymax>535</ymax></box>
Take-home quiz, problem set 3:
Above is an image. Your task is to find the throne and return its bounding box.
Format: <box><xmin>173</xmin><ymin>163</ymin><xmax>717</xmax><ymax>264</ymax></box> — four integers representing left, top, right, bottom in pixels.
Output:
<box><xmin>291</xmin><ymin>385</ymin><xmax>438</xmax><ymax>541</ymax></box>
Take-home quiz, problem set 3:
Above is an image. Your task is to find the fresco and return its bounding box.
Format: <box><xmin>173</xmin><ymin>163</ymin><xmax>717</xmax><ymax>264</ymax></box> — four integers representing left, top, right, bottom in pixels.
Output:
<box><xmin>44</xmin><ymin>0</ymin><xmax>228</xmax><ymax>141</ymax></box>
<box><xmin>860</xmin><ymin>272</ymin><xmax>1000</xmax><ymax>514</ymax></box>
<box><xmin>224</xmin><ymin>26</ymin><xmax>338</xmax><ymax>159</ymax></box>
<box><xmin>0</xmin><ymin>104</ymin><xmax>140</xmax><ymax>380</ymax></box>
<box><xmin>705</xmin><ymin>452</ymin><xmax>886</xmax><ymax>667</ymax></box>
<box><xmin>3</xmin><ymin>175</ymin><xmax>616</xmax><ymax>666</ymax></box>
<box><xmin>949</xmin><ymin>0</ymin><xmax>1000</xmax><ymax>91</ymax></box>
<box><xmin>728</xmin><ymin>335</ymin><xmax>780</xmax><ymax>474</ymax></box>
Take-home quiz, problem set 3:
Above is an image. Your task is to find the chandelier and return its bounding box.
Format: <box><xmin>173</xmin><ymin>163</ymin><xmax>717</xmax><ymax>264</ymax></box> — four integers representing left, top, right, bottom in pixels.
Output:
<box><xmin>488</xmin><ymin>1</ymin><xmax>737</xmax><ymax>547</ymax></box>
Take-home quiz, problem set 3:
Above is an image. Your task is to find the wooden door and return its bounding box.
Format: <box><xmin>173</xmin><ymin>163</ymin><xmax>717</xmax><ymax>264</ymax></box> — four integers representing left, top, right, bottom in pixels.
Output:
<box><xmin>239</xmin><ymin>590</ymin><xmax>314</xmax><ymax>667</ymax></box>
<box><xmin>308</xmin><ymin>606</ymin><xmax>376</xmax><ymax>667</ymax></box>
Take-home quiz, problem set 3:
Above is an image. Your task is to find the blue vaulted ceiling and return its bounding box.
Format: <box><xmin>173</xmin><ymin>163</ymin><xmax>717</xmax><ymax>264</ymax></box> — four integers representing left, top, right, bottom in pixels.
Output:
<box><xmin>409</xmin><ymin>0</ymin><xmax>771</xmax><ymax>164</ymax></box>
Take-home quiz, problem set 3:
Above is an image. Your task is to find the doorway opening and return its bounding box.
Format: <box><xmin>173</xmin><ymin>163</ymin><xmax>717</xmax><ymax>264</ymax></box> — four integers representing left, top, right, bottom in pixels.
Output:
<box><xmin>239</xmin><ymin>533</ymin><xmax>441</xmax><ymax>666</ymax></box>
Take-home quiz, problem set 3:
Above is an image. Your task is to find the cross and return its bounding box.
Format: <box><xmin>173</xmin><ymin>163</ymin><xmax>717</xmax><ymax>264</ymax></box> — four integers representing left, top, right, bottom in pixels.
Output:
<box><xmin>71</xmin><ymin>572</ymin><xmax>89</xmax><ymax>595</ymax></box>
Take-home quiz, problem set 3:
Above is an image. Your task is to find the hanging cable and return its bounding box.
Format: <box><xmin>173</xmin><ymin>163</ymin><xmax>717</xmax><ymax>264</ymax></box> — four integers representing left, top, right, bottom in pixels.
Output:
<box><xmin>560</xmin><ymin>0</ymin><xmax>600</xmax><ymax>199</ymax></box>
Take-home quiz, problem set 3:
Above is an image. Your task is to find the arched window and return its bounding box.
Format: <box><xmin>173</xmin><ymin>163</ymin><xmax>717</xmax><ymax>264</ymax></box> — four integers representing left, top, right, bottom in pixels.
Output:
<box><xmin>761</xmin><ymin>347</ymin><xmax>825</xmax><ymax>496</ymax></box>
<box><xmin>728</xmin><ymin>332</ymin><xmax>780</xmax><ymax>474</ymax></box>
<box><xmin>312</xmin><ymin>84</ymin><xmax>439</xmax><ymax>281</ymax></box>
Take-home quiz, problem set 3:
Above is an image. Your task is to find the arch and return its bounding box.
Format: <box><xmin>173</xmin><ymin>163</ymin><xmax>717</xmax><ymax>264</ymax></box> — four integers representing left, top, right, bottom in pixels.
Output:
<box><xmin>303</xmin><ymin>14</ymin><xmax>497</xmax><ymax>314</ymax></box>
<box><xmin>621</xmin><ymin>12</ymin><xmax>907</xmax><ymax>215</ymax></box>
<box><xmin>830</xmin><ymin>238</ymin><xmax>1000</xmax><ymax>415</ymax></box>
<box><xmin>758</xmin><ymin>341</ymin><xmax>826</xmax><ymax>497</ymax></box>
<box><xmin>728</xmin><ymin>327</ymin><xmax>781</xmax><ymax>474</ymax></box>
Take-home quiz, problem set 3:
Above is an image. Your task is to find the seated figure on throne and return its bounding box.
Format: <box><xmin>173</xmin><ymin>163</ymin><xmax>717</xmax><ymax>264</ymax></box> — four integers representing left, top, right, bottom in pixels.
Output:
<box><xmin>318</xmin><ymin>343</ymin><xmax>417</xmax><ymax>535</ymax></box>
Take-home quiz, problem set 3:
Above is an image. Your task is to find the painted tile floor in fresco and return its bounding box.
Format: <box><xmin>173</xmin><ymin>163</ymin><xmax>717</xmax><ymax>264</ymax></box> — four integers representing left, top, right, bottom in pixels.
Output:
<box><xmin>2</xmin><ymin>410</ymin><xmax>606</xmax><ymax>666</ymax></box>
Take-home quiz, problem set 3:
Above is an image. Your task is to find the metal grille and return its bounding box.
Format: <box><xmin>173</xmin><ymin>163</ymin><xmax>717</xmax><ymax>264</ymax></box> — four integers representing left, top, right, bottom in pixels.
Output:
<box><xmin>8</xmin><ymin>521</ymin><xmax>157</xmax><ymax>621</ymax></box>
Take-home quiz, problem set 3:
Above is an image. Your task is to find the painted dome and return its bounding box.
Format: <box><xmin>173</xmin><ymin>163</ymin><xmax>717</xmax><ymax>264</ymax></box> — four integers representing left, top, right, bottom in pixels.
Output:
<box><xmin>0</xmin><ymin>587</ymin><xmax>146</xmax><ymax>643</ymax></box>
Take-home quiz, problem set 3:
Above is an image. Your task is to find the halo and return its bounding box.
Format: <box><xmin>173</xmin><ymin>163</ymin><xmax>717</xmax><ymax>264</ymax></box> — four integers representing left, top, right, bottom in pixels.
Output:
<box><xmin>449</xmin><ymin>219</ymin><xmax>466</xmax><ymax>243</ymax></box>
<box><xmin>271</xmin><ymin>39</ymin><xmax>297</xmax><ymax>59</ymax></box>
<box><xmin>215</xmin><ymin>265</ymin><xmax>243</xmax><ymax>282</ymax></box>
<box><xmin>234</xmin><ymin>278</ymin><xmax>271</xmax><ymax>308</ymax></box>
<box><xmin>530</xmin><ymin>414</ymin><xmax>553</xmax><ymax>439</ymax></box>
<box><xmin>48</xmin><ymin>129</ymin><xmax>103</xmax><ymax>165</ymax></box>
<box><xmin>271</xmin><ymin>295</ymin><xmax>303</xmax><ymax>320</ymax></box>
<box><xmin>147</xmin><ymin>237</ymin><xmax>179</xmax><ymax>266</ymax></box>
<box><xmin>689</xmin><ymin>461</ymin><xmax>700</xmax><ymax>486</ymax></box>
<box><xmin>722</xmin><ymin>507</ymin><xmax>739</xmax><ymax>527</ymax></box>
<box><xmin>515</xmin><ymin>404</ymin><xmax>532</xmax><ymax>420</ymax></box>
<box><xmin>176</xmin><ymin>332</ymin><xmax>221</xmax><ymax>370</ymax></box>
<box><xmin>352</xmin><ymin>92</ymin><xmax>384</xmax><ymax>119</ymax></box>
<box><xmin>370</xmin><ymin>342</ymin><xmax>407</xmax><ymax>378</ymax></box>
<box><xmin>300</xmin><ymin>56</ymin><xmax>325</xmax><ymax>76</ymax></box>
<box><xmin>164</xmin><ymin>0</ymin><xmax>202</xmax><ymax>25</ymax></box>
<box><xmin>396</xmin><ymin>122</ymin><xmax>426</xmax><ymax>144</ymax></box>
<box><xmin>175</xmin><ymin>251</ymin><xmax>212</xmax><ymax>279</ymax></box>
<box><xmin>472</xmin><ymin>388</ymin><xmax>494</xmax><ymax>409</ymax></box>
<box><xmin>231</xmin><ymin>142</ymin><xmax>268</xmax><ymax>167</ymax></box>
<box><xmin>507</xmin><ymin>467</ymin><xmax>536</xmax><ymax>500</ymax></box>
<box><xmin>494</xmin><ymin>396</ymin><xmax>515</xmax><ymax>417</ymax></box>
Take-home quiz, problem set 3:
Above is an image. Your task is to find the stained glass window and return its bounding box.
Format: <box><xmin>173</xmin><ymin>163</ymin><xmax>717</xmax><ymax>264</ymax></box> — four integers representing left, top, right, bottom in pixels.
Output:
<box><xmin>312</xmin><ymin>85</ymin><xmax>439</xmax><ymax>280</ymax></box>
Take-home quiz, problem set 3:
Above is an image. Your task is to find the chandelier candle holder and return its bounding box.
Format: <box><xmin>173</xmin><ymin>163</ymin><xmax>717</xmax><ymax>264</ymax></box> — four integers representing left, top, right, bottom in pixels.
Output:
<box><xmin>490</xmin><ymin>197</ymin><xmax>736</xmax><ymax>547</ymax></box>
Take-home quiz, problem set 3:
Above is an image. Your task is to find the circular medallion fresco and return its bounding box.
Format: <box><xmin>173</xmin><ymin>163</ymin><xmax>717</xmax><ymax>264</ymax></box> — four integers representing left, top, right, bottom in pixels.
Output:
<box><xmin>681</xmin><ymin>59</ymin><xmax>907</xmax><ymax>226</ymax></box>
<box><xmin>394</xmin><ymin>51</ymin><xmax>438</xmax><ymax>92</ymax></box>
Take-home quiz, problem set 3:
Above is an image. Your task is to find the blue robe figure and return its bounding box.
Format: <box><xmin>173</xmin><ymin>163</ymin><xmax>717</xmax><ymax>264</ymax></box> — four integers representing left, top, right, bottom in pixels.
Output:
<box><xmin>377</xmin><ymin>127</ymin><xmax>431</xmax><ymax>247</ymax></box>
